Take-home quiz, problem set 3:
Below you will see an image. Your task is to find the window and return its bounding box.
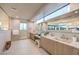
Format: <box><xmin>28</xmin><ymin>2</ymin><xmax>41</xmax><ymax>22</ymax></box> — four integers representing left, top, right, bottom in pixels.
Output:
<box><xmin>20</xmin><ymin>23</ymin><xmax>27</xmax><ymax>30</ymax></box>
<box><xmin>45</xmin><ymin>5</ymin><xmax>70</xmax><ymax>21</ymax></box>
<box><xmin>35</xmin><ymin>4</ymin><xmax>70</xmax><ymax>24</ymax></box>
<box><xmin>48</xmin><ymin>25</ymin><xmax>67</xmax><ymax>30</ymax></box>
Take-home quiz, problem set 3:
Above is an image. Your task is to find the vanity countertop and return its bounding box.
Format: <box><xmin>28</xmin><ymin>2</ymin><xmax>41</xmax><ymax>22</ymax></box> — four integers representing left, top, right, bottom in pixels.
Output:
<box><xmin>42</xmin><ymin>35</ymin><xmax>79</xmax><ymax>49</ymax></box>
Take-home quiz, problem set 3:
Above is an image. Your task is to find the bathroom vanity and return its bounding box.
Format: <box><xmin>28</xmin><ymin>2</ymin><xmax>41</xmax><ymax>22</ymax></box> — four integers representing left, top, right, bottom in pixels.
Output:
<box><xmin>30</xmin><ymin>32</ymin><xmax>36</xmax><ymax>41</ymax></box>
<box><xmin>30</xmin><ymin>32</ymin><xmax>41</xmax><ymax>41</ymax></box>
<box><xmin>40</xmin><ymin>34</ymin><xmax>79</xmax><ymax>55</ymax></box>
<box><xmin>38</xmin><ymin>8</ymin><xmax>79</xmax><ymax>55</ymax></box>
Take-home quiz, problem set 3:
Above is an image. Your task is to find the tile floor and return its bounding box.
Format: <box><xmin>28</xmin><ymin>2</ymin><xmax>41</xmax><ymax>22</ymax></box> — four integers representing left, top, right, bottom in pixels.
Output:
<box><xmin>3</xmin><ymin>39</ymin><xmax>48</xmax><ymax>55</ymax></box>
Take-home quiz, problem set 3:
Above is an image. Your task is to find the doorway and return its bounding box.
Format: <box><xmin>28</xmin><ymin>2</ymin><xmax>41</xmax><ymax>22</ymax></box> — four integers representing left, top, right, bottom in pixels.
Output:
<box><xmin>19</xmin><ymin>23</ymin><xmax>28</xmax><ymax>40</ymax></box>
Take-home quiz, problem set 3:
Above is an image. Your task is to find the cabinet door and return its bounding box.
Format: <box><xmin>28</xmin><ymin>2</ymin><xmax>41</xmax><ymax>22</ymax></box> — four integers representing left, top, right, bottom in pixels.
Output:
<box><xmin>40</xmin><ymin>37</ymin><xmax>56</xmax><ymax>54</ymax></box>
<box><xmin>55</xmin><ymin>42</ymin><xmax>64</xmax><ymax>55</ymax></box>
<box><xmin>40</xmin><ymin>37</ymin><xmax>49</xmax><ymax>51</ymax></box>
<box><xmin>63</xmin><ymin>44</ymin><xmax>73</xmax><ymax>55</ymax></box>
<box><xmin>47</xmin><ymin>39</ymin><xmax>56</xmax><ymax>55</ymax></box>
<box><xmin>30</xmin><ymin>33</ymin><xmax>35</xmax><ymax>40</ymax></box>
<box><xmin>72</xmin><ymin>47</ymin><xmax>79</xmax><ymax>55</ymax></box>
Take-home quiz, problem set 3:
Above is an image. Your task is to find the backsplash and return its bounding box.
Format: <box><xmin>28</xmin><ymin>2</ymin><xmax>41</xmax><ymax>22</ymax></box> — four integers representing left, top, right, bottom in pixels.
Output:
<box><xmin>49</xmin><ymin>30</ymin><xmax>79</xmax><ymax>41</ymax></box>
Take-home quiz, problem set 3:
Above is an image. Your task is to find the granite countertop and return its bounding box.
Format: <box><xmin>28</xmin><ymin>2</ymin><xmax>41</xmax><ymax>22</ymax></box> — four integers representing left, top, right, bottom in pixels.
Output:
<box><xmin>42</xmin><ymin>35</ymin><xmax>79</xmax><ymax>49</ymax></box>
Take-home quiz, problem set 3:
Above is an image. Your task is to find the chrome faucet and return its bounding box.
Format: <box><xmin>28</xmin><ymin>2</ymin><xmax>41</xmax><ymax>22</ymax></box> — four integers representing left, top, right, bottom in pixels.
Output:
<box><xmin>61</xmin><ymin>34</ymin><xmax>65</xmax><ymax>39</ymax></box>
<box><xmin>61</xmin><ymin>34</ymin><xmax>69</xmax><ymax>40</ymax></box>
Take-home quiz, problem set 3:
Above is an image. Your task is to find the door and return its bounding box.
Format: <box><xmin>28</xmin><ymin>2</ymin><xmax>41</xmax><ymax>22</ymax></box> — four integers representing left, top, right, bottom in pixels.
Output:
<box><xmin>11</xmin><ymin>19</ymin><xmax>20</xmax><ymax>41</ymax></box>
<box><xmin>19</xmin><ymin>23</ymin><xmax>28</xmax><ymax>40</ymax></box>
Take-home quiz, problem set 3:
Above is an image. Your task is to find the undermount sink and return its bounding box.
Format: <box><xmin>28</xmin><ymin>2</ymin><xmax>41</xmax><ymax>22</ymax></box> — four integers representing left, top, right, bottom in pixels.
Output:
<box><xmin>58</xmin><ymin>37</ymin><xmax>72</xmax><ymax>43</ymax></box>
<box><xmin>48</xmin><ymin>34</ymin><xmax>79</xmax><ymax>43</ymax></box>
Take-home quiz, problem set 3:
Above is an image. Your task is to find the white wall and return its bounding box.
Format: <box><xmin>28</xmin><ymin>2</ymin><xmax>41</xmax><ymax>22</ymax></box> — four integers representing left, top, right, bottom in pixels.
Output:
<box><xmin>0</xmin><ymin>8</ymin><xmax>9</xmax><ymax>30</ymax></box>
<box><xmin>70</xmin><ymin>3</ymin><xmax>79</xmax><ymax>12</ymax></box>
<box><xmin>28</xmin><ymin>22</ymin><xmax>37</xmax><ymax>33</ymax></box>
<box><xmin>11</xmin><ymin>19</ymin><xmax>20</xmax><ymax>30</ymax></box>
<box><xmin>0</xmin><ymin>8</ymin><xmax>11</xmax><ymax>53</ymax></box>
<box><xmin>0</xmin><ymin>30</ymin><xmax>11</xmax><ymax>53</ymax></box>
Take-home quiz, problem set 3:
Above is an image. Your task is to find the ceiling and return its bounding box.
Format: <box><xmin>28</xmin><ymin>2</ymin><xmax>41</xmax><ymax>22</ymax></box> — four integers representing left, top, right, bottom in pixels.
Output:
<box><xmin>33</xmin><ymin>3</ymin><xmax>68</xmax><ymax>21</ymax></box>
<box><xmin>0</xmin><ymin>3</ymin><xmax>45</xmax><ymax>20</ymax></box>
<box><xmin>0</xmin><ymin>3</ymin><xmax>68</xmax><ymax>21</ymax></box>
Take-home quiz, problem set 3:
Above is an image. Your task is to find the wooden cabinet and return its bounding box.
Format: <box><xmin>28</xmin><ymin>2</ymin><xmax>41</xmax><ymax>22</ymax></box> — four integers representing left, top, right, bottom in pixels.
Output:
<box><xmin>63</xmin><ymin>44</ymin><xmax>79</xmax><ymax>55</ymax></box>
<box><xmin>72</xmin><ymin>47</ymin><xmax>79</xmax><ymax>55</ymax></box>
<box><xmin>55</xmin><ymin>42</ymin><xmax>64</xmax><ymax>55</ymax></box>
<box><xmin>63</xmin><ymin>44</ymin><xmax>73</xmax><ymax>55</ymax></box>
<box><xmin>30</xmin><ymin>33</ymin><xmax>35</xmax><ymax>41</ymax></box>
<box><xmin>40</xmin><ymin>37</ymin><xmax>57</xmax><ymax>54</ymax></box>
<box><xmin>40</xmin><ymin>36</ymin><xmax>79</xmax><ymax>55</ymax></box>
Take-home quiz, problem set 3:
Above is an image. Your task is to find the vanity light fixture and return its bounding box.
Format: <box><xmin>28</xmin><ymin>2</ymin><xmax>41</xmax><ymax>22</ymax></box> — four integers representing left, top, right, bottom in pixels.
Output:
<box><xmin>11</xmin><ymin>7</ymin><xmax>17</xmax><ymax>12</ymax></box>
<box><xmin>0</xmin><ymin>22</ymin><xmax>2</xmax><ymax>26</ymax></box>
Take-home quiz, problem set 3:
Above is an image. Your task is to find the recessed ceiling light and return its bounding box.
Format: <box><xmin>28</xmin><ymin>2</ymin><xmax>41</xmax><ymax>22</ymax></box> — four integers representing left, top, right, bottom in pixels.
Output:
<box><xmin>12</xmin><ymin>8</ymin><xmax>16</xmax><ymax>10</ymax></box>
<box><xmin>15</xmin><ymin>16</ymin><xmax>19</xmax><ymax>18</ymax></box>
<box><xmin>11</xmin><ymin>8</ymin><xmax>17</xmax><ymax>12</ymax></box>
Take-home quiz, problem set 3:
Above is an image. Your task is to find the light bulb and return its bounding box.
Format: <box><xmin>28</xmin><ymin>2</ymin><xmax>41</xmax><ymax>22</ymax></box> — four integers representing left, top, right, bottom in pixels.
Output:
<box><xmin>0</xmin><ymin>22</ymin><xmax>2</xmax><ymax>25</ymax></box>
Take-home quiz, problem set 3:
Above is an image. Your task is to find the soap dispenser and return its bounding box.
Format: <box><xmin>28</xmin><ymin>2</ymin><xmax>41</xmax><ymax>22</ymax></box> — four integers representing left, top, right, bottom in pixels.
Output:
<box><xmin>72</xmin><ymin>35</ymin><xmax>77</xmax><ymax>42</ymax></box>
